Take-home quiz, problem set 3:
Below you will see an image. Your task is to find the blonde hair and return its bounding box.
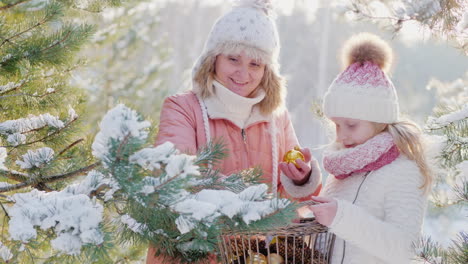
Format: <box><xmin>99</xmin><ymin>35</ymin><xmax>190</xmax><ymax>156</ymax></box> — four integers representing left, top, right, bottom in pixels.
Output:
<box><xmin>193</xmin><ymin>44</ymin><xmax>285</xmax><ymax>115</ymax></box>
<box><xmin>385</xmin><ymin>119</ymin><xmax>433</xmax><ymax>193</ymax></box>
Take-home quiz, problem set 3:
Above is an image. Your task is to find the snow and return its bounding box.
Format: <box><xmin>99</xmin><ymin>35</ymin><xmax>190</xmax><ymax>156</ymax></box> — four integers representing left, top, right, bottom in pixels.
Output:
<box><xmin>456</xmin><ymin>11</ymin><xmax>468</xmax><ymax>32</ymax></box>
<box><xmin>0</xmin><ymin>242</ymin><xmax>12</xmax><ymax>262</ymax></box>
<box><xmin>0</xmin><ymin>80</ymin><xmax>23</xmax><ymax>92</ymax></box>
<box><xmin>455</xmin><ymin>160</ymin><xmax>468</xmax><ymax>180</ymax></box>
<box><xmin>15</xmin><ymin>147</ymin><xmax>54</xmax><ymax>169</ymax></box>
<box><xmin>172</xmin><ymin>184</ymin><xmax>290</xmax><ymax>234</ymax></box>
<box><xmin>129</xmin><ymin>142</ymin><xmax>177</xmax><ymax>170</ymax></box>
<box><xmin>0</xmin><ymin>148</ymin><xmax>6</xmax><ymax>169</ymax></box>
<box><xmin>92</xmin><ymin>104</ymin><xmax>151</xmax><ymax>163</ymax></box>
<box><xmin>64</xmin><ymin>170</ymin><xmax>116</xmax><ymax>196</ymax></box>
<box><xmin>0</xmin><ymin>113</ymin><xmax>64</xmax><ymax>135</ymax></box>
<box><xmin>7</xmin><ymin>133</ymin><xmax>26</xmax><ymax>146</ymax></box>
<box><xmin>68</xmin><ymin>106</ymin><xmax>78</xmax><ymax>120</ymax></box>
<box><xmin>165</xmin><ymin>153</ymin><xmax>199</xmax><ymax>178</ymax></box>
<box><xmin>46</xmin><ymin>88</ymin><xmax>55</xmax><ymax>93</ymax></box>
<box><xmin>8</xmin><ymin>189</ymin><xmax>104</xmax><ymax>255</ymax></box>
<box><xmin>426</xmin><ymin>103</ymin><xmax>468</xmax><ymax>129</ymax></box>
<box><xmin>120</xmin><ymin>214</ymin><xmax>146</xmax><ymax>234</ymax></box>
<box><xmin>394</xmin><ymin>0</ymin><xmax>442</xmax><ymax>20</ymax></box>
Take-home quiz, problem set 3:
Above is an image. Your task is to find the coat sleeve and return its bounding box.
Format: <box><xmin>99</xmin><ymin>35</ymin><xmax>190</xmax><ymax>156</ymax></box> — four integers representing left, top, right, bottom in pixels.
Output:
<box><xmin>329</xmin><ymin>163</ymin><xmax>427</xmax><ymax>263</ymax></box>
<box><xmin>278</xmin><ymin>110</ymin><xmax>322</xmax><ymax>200</ymax></box>
<box><xmin>155</xmin><ymin>95</ymin><xmax>198</xmax><ymax>154</ymax></box>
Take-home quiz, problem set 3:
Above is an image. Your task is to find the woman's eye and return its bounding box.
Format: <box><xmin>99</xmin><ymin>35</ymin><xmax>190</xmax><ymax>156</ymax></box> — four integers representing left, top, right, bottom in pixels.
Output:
<box><xmin>229</xmin><ymin>57</ymin><xmax>238</xmax><ymax>62</ymax></box>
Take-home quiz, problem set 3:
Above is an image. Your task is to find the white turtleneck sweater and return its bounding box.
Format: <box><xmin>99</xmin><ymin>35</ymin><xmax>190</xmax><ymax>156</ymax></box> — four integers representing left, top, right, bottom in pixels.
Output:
<box><xmin>203</xmin><ymin>80</ymin><xmax>268</xmax><ymax>128</ymax></box>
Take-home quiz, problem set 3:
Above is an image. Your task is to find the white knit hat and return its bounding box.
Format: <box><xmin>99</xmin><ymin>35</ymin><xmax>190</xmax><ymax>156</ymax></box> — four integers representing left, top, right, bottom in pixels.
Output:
<box><xmin>192</xmin><ymin>0</ymin><xmax>280</xmax><ymax>76</ymax></box>
<box><xmin>323</xmin><ymin>33</ymin><xmax>400</xmax><ymax>124</ymax></box>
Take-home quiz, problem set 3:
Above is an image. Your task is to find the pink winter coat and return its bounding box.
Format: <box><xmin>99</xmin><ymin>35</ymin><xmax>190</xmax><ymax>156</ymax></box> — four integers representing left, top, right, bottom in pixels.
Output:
<box><xmin>147</xmin><ymin>91</ymin><xmax>321</xmax><ymax>264</ymax></box>
<box><xmin>156</xmin><ymin>91</ymin><xmax>298</xmax><ymax>191</ymax></box>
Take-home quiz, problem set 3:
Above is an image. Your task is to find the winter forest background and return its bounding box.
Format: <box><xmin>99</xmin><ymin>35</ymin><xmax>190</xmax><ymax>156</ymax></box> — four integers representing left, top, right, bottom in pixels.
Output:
<box><xmin>0</xmin><ymin>0</ymin><xmax>466</xmax><ymax>263</ymax></box>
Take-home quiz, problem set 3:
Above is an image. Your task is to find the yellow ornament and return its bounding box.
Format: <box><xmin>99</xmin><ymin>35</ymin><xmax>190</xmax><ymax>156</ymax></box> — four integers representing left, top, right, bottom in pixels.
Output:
<box><xmin>246</xmin><ymin>252</ymin><xmax>267</xmax><ymax>264</ymax></box>
<box><xmin>268</xmin><ymin>253</ymin><xmax>285</xmax><ymax>264</ymax></box>
<box><xmin>283</xmin><ymin>146</ymin><xmax>305</xmax><ymax>168</ymax></box>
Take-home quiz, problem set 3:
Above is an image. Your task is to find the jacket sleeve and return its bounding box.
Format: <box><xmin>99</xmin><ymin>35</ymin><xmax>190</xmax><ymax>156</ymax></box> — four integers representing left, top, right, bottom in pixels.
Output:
<box><xmin>329</xmin><ymin>163</ymin><xmax>427</xmax><ymax>263</ymax></box>
<box><xmin>155</xmin><ymin>95</ymin><xmax>198</xmax><ymax>154</ymax></box>
<box><xmin>279</xmin><ymin>110</ymin><xmax>322</xmax><ymax>200</ymax></box>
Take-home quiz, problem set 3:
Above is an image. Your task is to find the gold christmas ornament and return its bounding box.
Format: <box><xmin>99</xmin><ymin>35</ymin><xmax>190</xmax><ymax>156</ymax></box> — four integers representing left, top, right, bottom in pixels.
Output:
<box><xmin>268</xmin><ymin>253</ymin><xmax>284</xmax><ymax>264</ymax></box>
<box><xmin>283</xmin><ymin>146</ymin><xmax>305</xmax><ymax>168</ymax></box>
<box><xmin>246</xmin><ymin>251</ymin><xmax>267</xmax><ymax>264</ymax></box>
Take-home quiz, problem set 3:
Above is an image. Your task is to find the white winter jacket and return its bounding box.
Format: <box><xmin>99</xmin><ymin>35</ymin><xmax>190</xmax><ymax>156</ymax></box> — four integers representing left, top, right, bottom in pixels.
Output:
<box><xmin>284</xmin><ymin>155</ymin><xmax>428</xmax><ymax>264</ymax></box>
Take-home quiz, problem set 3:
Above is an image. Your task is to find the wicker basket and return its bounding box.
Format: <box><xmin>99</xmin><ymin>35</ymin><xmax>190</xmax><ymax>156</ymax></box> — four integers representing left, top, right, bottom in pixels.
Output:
<box><xmin>217</xmin><ymin>218</ymin><xmax>335</xmax><ymax>264</ymax></box>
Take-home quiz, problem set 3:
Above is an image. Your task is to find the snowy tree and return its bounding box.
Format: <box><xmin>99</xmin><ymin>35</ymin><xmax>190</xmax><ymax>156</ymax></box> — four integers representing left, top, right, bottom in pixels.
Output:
<box><xmin>417</xmin><ymin>73</ymin><xmax>467</xmax><ymax>264</ymax></box>
<box><xmin>1</xmin><ymin>103</ymin><xmax>297</xmax><ymax>263</ymax></box>
<box><xmin>335</xmin><ymin>0</ymin><xmax>467</xmax><ymax>53</ymax></box>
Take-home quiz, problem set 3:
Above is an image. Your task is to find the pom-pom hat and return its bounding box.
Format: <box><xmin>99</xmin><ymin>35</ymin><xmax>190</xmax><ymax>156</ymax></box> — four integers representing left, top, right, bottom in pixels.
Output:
<box><xmin>323</xmin><ymin>33</ymin><xmax>400</xmax><ymax>124</ymax></box>
<box><xmin>192</xmin><ymin>0</ymin><xmax>280</xmax><ymax>76</ymax></box>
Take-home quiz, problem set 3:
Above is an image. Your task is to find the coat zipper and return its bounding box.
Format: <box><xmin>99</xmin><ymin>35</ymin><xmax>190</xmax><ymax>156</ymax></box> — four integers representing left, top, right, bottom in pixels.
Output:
<box><xmin>240</xmin><ymin>128</ymin><xmax>249</xmax><ymax>169</ymax></box>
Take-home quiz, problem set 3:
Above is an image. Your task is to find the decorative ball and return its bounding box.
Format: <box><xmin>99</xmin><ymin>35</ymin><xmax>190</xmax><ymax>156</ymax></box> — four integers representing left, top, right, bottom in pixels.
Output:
<box><xmin>283</xmin><ymin>146</ymin><xmax>305</xmax><ymax>168</ymax></box>
<box><xmin>246</xmin><ymin>252</ymin><xmax>267</xmax><ymax>264</ymax></box>
<box><xmin>268</xmin><ymin>253</ymin><xmax>285</xmax><ymax>264</ymax></box>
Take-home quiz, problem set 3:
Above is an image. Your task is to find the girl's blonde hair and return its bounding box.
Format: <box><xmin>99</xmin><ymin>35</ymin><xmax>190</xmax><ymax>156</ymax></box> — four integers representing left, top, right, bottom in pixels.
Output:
<box><xmin>193</xmin><ymin>45</ymin><xmax>286</xmax><ymax>115</ymax></box>
<box><xmin>385</xmin><ymin>119</ymin><xmax>433</xmax><ymax>193</ymax></box>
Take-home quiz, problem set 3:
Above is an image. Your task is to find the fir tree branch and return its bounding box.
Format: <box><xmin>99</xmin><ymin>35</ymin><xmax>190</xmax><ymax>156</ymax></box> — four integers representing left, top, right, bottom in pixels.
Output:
<box><xmin>40</xmin><ymin>29</ymin><xmax>72</xmax><ymax>54</ymax></box>
<box><xmin>0</xmin><ymin>201</ymin><xmax>10</xmax><ymax>218</ymax></box>
<box><xmin>57</xmin><ymin>138</ymin><xmax>84</xmax><ymax>157</ymax></box>
<box><xmin>0</xmin><ymin>0</ymin><xmax>31</xmax><ymax>11</ymax></box>
<box><xmin>0</xmin><ymin>161</ymin><xmax>100</xmax><ymax>193</ymax></box>
<box><xmin>0</xmin><ymin>168</ymin><xmax>29</xmax><ymax>182</ymax></box>
<box><xmin>0</xmin><ymin>79</ymin><xmax>27</xmax><ymax>96</ymax></box>
<box><xmin>0</xmin><ymin>90</ymin><xmax>55</xmax><ymax>100</ymax></box>
<box><xmin>1</xmin><ymin>117</ymin><xmax>78</xmax><ymax>148</ymax></box>
<box><xmin>0</xmin><ymin>2</ymin><xmax>56</xmax><ymax>48</ymax></box>
<box><xmin>41</xmin><ymin>161</ymin><xmax>101</xmax><ymax>183</ymax></box>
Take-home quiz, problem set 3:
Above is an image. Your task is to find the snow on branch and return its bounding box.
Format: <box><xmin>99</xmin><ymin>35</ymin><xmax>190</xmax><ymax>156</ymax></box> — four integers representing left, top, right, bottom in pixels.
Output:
<box><xmin>92</xmin><ymin>104</ymin><xmax>150</xmax><ymax>163</ymax></box>
<box><xmin>64</xmin><ymin>170</ymin><xmax>120</xmax><ymax>201</ymax></box>
<box><xmin>8</xmin><ymin>189</ymin><xmax>104</xmax><ymax>255</ymax></box>
<box><xmin>394</xmin><ymin>0</ymin><xmax>442</xmax><ymax>20</ymax></box>
<box><xmin>0</xmin><ymin>241</ymin><xmax>12</xmax><ymax>262</ymax></box>
<box><xmin>426</xmin><ymin>103</ymin><xmax>468</xmax><ymax>129</ymax></box>
<box><xmin>0</xmin><ymin>113</ymin><xmax>64</xmax><ymax>135</ymax></box>
<box><xmin>172</xmin><ymin>184</ymin><xmax>290</xmax><ymax>234</ymax></box>
<box><xmin>15</xmin><ymin>147</ymin><xmax>54</xmax><ymax>169</ymax></box>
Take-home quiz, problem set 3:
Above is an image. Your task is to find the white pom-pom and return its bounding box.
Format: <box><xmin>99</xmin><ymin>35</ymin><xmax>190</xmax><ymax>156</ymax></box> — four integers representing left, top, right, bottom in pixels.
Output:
<box><xmin>234</xmin><ymin>0</ymin><xmax>275</xmax><ymax>16</ymax></box>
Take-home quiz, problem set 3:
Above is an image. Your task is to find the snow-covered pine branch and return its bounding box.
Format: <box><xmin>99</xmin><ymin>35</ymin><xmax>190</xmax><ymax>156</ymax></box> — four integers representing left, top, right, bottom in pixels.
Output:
<box><xmin>426</xmin><ymin>103</ymin><xmax>468</xmax><ymax>129</ymax></box>
<box><xmin>8</xmin><ymin>189</ymin><xmax>104</xmax><ymax>255</ymax></box>
<box><xmin>91</xmin><ymin>104</ymin><xmax>150</xmax><ymax>165</ymax></box>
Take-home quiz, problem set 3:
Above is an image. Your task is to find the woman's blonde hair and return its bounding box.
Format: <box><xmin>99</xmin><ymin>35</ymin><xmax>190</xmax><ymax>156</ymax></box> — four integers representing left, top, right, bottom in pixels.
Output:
<box><xmin>193</xmin><ymin>44</ymin><xmax>286</xmax><ymax>115</ymax></box>
<box><xmin>385</xmin><ymin>119</ymin><xmax>433</xmax><ymax>193</ymax></box>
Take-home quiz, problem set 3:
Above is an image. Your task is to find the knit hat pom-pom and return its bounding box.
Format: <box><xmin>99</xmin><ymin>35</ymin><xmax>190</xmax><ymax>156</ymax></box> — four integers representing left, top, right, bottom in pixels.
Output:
<box><xmin>234</xmin><ymin>0</ymin><xmax>276</xmax><ymax>16</ymax></box>
<box><xmin>342</xmin><ymin>32</ymin><xmax>393</xmax><ymax>72</ymax></box>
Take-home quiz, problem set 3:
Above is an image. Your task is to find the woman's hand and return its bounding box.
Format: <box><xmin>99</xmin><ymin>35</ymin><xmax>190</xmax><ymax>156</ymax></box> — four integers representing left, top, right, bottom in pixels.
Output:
<box><xmin>279</xmin><ymin>147</ymin><xmax>312</xmax><ymax>185</ymax></box>
<box><xmin>308</xmin><ymin>196</ymin><xmax>337</xmax><ymax>226</ymax></box>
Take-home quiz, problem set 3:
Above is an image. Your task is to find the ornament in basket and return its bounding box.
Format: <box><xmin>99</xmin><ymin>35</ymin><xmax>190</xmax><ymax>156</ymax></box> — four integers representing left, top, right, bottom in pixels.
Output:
<box><xmin>218</xmin><ymin>216</ymin><xmax>335</xmax><ymax>264</ymax></box>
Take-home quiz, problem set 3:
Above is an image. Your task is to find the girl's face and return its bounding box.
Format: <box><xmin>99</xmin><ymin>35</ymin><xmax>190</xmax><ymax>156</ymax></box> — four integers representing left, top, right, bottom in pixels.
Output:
<box><xmin>330</xmin><ymin>117</ymin><xmax>385</xmax><ymax>148</ymax></box>
<box><xmin>214</xmin><ymin>52</ymin><xmax>265</xmax><ymax>97</ymax></box>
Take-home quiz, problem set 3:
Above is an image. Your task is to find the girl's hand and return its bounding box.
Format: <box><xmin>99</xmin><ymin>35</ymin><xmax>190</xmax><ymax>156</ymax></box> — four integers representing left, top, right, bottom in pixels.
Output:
<box><xmin>279</xmin><ymin>147</ymin><xmax>312</xmax><ymax>185</ymax></box>
<box><xmin>308</xmin><ymin>196</ymin><xmax>337</xmax><ymax>227</ymax></box>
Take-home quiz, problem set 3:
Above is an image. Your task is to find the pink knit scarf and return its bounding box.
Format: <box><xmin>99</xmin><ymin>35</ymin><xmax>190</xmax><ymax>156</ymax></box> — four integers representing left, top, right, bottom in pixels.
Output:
<box><xmin>323</xmin><ymin>132</ymin><xmax>400</xmax><ymax>179</ymax></box>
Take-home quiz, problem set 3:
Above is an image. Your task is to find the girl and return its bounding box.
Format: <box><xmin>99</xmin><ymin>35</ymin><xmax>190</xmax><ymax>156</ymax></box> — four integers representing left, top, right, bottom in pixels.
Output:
<box><xmin>147</xmin><ymin>1</ymin><xmax>321</xmax><ymax>263</ymax></box>
<box><xmin>307</xmin><ymin>33</ymin><xmax>433</xmax><ymax>264</ymax></box>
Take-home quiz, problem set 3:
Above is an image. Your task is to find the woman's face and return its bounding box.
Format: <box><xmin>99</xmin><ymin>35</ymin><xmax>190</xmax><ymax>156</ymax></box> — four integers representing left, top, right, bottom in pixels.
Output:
<box><xmin>214</xmin><ymin>52</ymin><xmax>265</xmax><ymax>97</ymax></box>
<box><xmin>330</xmin><ymin>117</ymin><xmax>384</xmax><ymax>148</ymax></box>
